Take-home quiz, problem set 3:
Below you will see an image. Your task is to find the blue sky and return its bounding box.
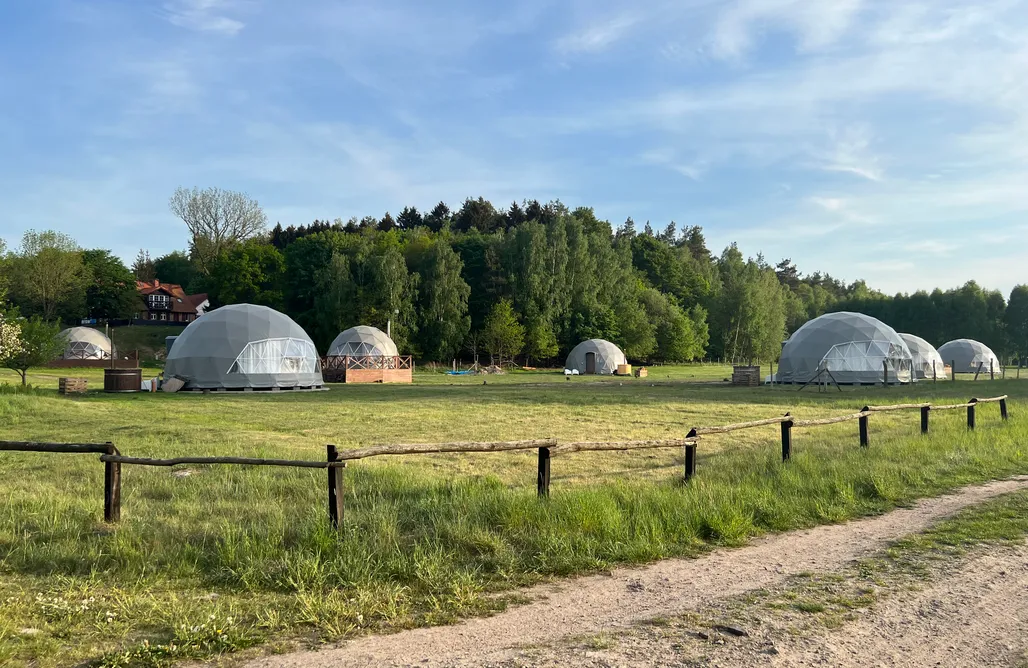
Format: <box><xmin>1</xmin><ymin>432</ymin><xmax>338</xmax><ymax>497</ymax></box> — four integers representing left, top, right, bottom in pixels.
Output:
<box><xmin>1</xmin><ymin>0</ymin><xmax>1026</xmax><ymax>295</ymax></box>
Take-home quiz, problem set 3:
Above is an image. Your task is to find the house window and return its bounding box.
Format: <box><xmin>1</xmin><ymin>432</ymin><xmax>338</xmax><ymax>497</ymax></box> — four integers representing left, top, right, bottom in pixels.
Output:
<box><xmin>148</xmin><ymin>294</ymin><xmax>171</xmax><ymax>310</ymax></box>
<box><xmin>159</xmin><ymin>312</ymin><xmax>167</xmax><ymax>321</ymax></box>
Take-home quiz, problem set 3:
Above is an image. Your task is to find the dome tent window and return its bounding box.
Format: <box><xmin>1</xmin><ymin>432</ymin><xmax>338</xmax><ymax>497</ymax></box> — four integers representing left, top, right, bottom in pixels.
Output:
<box><xmin>227</xmin><ymin>338</ymin><xmax>321</xmax><ymax>375</ymax></box>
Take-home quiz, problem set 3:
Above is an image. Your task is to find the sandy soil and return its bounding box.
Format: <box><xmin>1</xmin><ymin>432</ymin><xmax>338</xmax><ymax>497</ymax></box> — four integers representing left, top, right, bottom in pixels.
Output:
<box><xmin>246</xmin><ymin>476</ymin><xmax>1028</xmax><ymax>668</ymax></box>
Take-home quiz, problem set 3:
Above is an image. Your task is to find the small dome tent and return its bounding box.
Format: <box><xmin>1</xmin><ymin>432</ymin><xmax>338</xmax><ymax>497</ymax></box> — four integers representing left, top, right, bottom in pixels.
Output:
<box><xmin>899</xmin><ymin>334</ymin><xmax>948</xmax><ymax>380</ymax></box>
<box><xmin>777</xmin><ymin>312</ymin><xmax>913</xmax><ymax>385</ymax></box>
<box><xmin>60</xmin><ymin>327</ymin><xmax>115</xmax><ymax>360</ymax></box>
<box><xmin>164</xmin><ymin>304</ymin><xmax>323</xmax><ymax>390</ymax></box>
<box><xmin>937</xmin><ymin>339</ymin><xmax>1001</xmax><ymax>375</ymax></box>
<box><xmin>328</xmin><ymin>326</ymin><xmax>399</xmax><ymax>358</ymax></box>
<box><xmin>566</xmin><ymin>339</ymin><xmax>626</xmax><ymax>375</ymax></box>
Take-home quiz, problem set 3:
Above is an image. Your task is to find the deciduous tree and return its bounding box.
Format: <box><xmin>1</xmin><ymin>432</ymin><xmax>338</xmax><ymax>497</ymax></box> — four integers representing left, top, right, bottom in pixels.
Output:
<box><xmin>169</xmin><ymin>186</ymin><xmax>268</xmax><ymax>275</ymax></box>
<box><xmin>5</xmin><ymin>316</ymin><xmax>63</xmax><ymax>385</ymax></box>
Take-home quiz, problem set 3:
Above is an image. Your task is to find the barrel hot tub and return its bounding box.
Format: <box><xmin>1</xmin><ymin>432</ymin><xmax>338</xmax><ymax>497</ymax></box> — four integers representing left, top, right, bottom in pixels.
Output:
<box><xmin>104</xmin><ymin>368</ymin><xmax>142</xmax><ymax>393</ymax></box>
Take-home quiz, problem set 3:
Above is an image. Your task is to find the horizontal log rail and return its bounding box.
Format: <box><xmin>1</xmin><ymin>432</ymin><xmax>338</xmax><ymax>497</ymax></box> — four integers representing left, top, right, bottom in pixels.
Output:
<box><xmin>551</xmin><ymin>438</ymin><xmax>696</xmax><ymax>456</ymax></box>
<box><xmin>865</xmin><ymin>403</ymin><xmax>931</xmax><ymax>412</ymax></box>
<box><xmin>100</xmin><ymin>454</ymin><xmax>345</xmax><ymax>469</ymax></box>
<box><xmin>0</xmin><ymin>441</ymin><xmax>111</xmax><ymax>454</ymax></box>
<box><xmin>691</xmin><ymin>416</ymin><xmax>791</xmax><ymax>436</ymax></box>
<box><xmin>337</xmin><ymin>439</ymin><xmax>557</xmax><ymax>460</ymax></box>
<box><xmin>929</xmin><ymin>402</ymin><xmax>975</xmax><ymax>411</ymax></box>
<box><xmin>792</xmin><ymin>411</ymin><xmax>870</xmax><ymax>428</ymax></box>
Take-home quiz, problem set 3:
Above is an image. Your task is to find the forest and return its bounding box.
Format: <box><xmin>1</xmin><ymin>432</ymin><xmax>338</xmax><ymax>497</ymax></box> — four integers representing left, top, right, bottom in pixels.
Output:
<box><xmin>2</xmin><ymin>187</ymin><xmax>1026</xmax><ymax>365</ymax></box>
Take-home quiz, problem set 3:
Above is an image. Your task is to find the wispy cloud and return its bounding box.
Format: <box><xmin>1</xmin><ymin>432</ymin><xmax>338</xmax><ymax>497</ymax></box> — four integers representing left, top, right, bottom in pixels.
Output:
<box><xmin>555</xmin><ymin>13</ymin><xmax>640</xmax><ymax>54</ymax></box>
<box><xmin>162</xmin><ymin>0</ymin><xmax>245</xmax><ymax>35</ymax></box>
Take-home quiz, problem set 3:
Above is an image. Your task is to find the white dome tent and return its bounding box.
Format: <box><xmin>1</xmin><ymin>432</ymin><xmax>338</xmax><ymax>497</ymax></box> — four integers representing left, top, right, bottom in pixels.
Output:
<box><xmin>565</xmin><ymin>339</ymin><xmax>626</xmax><ymax>375</ymax></box>
<box><xmin>899</xmin><ymin>333</ymin><xmax>948</xmax><ymax>381</ymax></box>
<box><xmin>937</xmin><ymin>339</ymin><xmax>1002</xmax><ymax>376</ymax></box>
<box><xmin>164</xmin><ymin>304</ymin><xmax>323</xmax><ymax>391</ymax></box>
<box><xmin>59</xmin><ymin>327</ymin><xmax>115</xmax><ymax>360</ymax></box>
<box><xmin>777</xmin><ymin>312</ymin><xmax>913</xmax><ymax>385</ymax></box>
<box><xmin>328</xmin><ymin>326</ymin><xmax>399</xmax><ymax>358</ymax></box>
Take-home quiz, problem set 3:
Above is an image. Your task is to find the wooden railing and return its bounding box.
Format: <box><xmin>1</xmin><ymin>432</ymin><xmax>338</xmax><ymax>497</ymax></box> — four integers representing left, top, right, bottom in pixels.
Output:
<box><xmin>1</xmin><ymin>396</ymin><xmax>1009</xmax><ymax>531</ymax></box>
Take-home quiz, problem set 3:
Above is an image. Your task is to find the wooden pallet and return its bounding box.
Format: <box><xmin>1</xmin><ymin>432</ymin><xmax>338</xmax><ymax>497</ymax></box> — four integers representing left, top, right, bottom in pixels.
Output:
<box><xmin>731</xmin><ymin>366</ymin><xmax>761</xmax><ymax>387</ymax></box>
<box><xmin>59</xmin><ymin>377</ymin><xmax>88</xmax><ymax>395</ymax></box>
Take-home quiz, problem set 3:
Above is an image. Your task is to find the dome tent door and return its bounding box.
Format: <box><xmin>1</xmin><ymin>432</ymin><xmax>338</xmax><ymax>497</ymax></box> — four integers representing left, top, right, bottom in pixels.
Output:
<box><xmin>585</xmin><ymin>352</ymin><xmax>596</xmax><ymax>374</ymax></box>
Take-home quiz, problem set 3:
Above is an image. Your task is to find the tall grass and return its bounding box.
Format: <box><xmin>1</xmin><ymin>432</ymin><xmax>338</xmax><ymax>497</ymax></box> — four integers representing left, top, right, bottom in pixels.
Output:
<box><xmin>0</xmin><ymin>372</ymin><xmax>1024</xmax><ymax>666</ymax></box>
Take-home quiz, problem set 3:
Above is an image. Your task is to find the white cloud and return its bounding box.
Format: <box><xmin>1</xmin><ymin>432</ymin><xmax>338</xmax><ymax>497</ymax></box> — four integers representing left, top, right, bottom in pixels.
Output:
<box><xmin>555</xmin><ymin>13</ymin><xmax>640</xmax><ymax>54</ymax></box>
<box><xmin>709</xmin><ymin>0</ymin><xmax>864</xmax><ymax>60</ymax></box>
<box><xmin>162</xmin><ymin>0</ymin><xmax>245</xmax><ymax>35</ymax></box>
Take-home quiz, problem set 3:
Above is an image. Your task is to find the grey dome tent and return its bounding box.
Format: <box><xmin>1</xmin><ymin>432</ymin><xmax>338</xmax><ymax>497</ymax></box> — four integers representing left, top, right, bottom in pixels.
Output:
<box><xmin>777</xmin><ymin>312</ymin><xmax>913</xmax><ymax>385</ymax></box>
<box><xmin>566</xmin><ymin>339</ymin><xmax>626</xmax><ymax>375</ymax></box>
<box><xmin>164</xmin><ymin>304</ymin><xmax>323</xmax><ymax>390</ymax></box>
<box><xmin>328</xmin><ymin>326</ymin><xmax>399</xmax><ymax>358</ymax></box>
<box><xmin>60</xmin><ymin>327</ymin><xmax>115</xmax><ymax>360</ymax></box>
<box><xmin>937</xmin><ymin>339</ymin><xmax>1001</xmax><ymax>375</ymax></box>
<box><xmin>899</xmin><ymin>333</ymin><xmax>948</xmax><ymax>380</ymax></box>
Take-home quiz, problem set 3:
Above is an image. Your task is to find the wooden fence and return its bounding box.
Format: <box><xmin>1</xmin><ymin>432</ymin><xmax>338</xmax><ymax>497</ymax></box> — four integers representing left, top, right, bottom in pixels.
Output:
<box><xmin>1</xmin><ymin>395</ymin><xmax>1009</xmax><ymax>530</ymax></box>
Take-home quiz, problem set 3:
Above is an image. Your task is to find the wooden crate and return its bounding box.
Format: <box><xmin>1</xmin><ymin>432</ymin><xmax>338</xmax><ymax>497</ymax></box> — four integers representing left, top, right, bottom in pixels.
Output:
<box><xmin>59</xmin><ymin>377</ymin><xmax>88</xmax><ymax>395</ymax></box>
<box><xmin>732</xmin><ymin>365</ymin><xmax>761</xmax><ymax>387</ymax></box>
<box><xmin>634</xmin><ymin>367</ymin><xmax>649</xmax><ymax>378</ymax></box>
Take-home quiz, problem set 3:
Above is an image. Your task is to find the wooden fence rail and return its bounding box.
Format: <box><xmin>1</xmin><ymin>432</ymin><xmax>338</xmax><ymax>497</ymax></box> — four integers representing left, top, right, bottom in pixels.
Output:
<box><xmin>0</xmin><ymin>396</ymin><xmax>1010</xmax><ymax>531</ymax></box>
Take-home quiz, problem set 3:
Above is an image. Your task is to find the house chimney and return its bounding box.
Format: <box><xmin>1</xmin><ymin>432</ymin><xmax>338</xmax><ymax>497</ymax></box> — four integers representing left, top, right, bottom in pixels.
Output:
<box><xmin>154</xmin><ymin>278</ymin><xmax>160</xmax><ymax>288</ymax></box>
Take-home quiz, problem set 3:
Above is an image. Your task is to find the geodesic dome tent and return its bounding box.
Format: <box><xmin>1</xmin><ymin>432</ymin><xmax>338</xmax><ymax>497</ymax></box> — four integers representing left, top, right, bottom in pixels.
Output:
<box><xmin>899</xmin><ymin>333</ymin><xmax>948</xmax><ymax>380</ymax></box>
<box><xmin>60</xmin><ymin>327</ymin><xmax>115</xmax><ymax>360</ymax></box>
<box><xmin>327</xmin><ymin>326</ymin><xmax>399</xmax><ymax>358</ymax></box>
<box><xmin>937</xmin><ymin>339</ymin><xmax>1001</xmax><ymax>375</ymax></box>
<box><xmin>566</xmin><ymin>339</ymin><xmax>626</xmax><ymax>375</ymax></box>
<box><xmin>164</xmin><ymin>304</ymin><xmax>323</xmax><ymax>390</ymax></box>
<box><xmin>777</xmin><ymin>312</ymin><xmax>913</xmax><ymax>385</ymax></box>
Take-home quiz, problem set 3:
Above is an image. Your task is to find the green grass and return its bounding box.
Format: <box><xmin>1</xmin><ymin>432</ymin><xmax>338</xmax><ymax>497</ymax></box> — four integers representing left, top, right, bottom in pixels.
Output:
<box><xmin>0</xmin><ymin>366</ymin><xmax>1025</xmax><ymax>666</ymax></box>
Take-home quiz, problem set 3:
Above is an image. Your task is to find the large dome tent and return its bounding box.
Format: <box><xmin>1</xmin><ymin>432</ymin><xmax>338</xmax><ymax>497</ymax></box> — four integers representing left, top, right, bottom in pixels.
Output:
<box><xmin>164</xmin><ymin>304</ymin><xmax>323</xmax><ymax>391</ymax></box>
<box><xmin>899</xmin><ymin>333</ymin><xmax>948</xmax><ymax>380</ymax></box>
<box><xmin>937</xmin><ymin>339</ymin><xmax>1001</xmax><ymax>376</ymax></box>
<box><xmin>60</xmin><ymin>327</ymin><xmax>115</xmax><ymax>360</ymax></box>
<box><xmin>566</xmin><ymin>339</ymin><xmax>626</xmax><ymax>375</ymax></box>
<box><xmin>328</xmin><ymin>326</ymin><xmax>399</xmax><ymax>358</ymax></box>
<box><xmin>777</xmin><ymin>312</ymin><xmax>913</xmax><ymax>385</ymax></box>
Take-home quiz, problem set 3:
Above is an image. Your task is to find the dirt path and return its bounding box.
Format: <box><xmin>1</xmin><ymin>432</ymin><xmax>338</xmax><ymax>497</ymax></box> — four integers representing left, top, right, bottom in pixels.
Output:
<box><xmin>246</xmin><ymin>477</ymin><xmax>1028</xmax><ymax>668</ymax></box>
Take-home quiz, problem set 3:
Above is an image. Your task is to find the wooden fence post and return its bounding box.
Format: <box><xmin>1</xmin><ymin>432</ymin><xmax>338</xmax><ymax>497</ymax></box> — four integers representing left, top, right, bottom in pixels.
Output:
<box><xmin>780</xmin><ymin>414</ymin><xmax>793</xmax><ymax>462</ymax></box>
<box><xmin>327</xmin><ymin>445</ymin><xmax>344</xmax><ymax>529</ymax></box>
<box><xmin>859</xmin><ymin>407</ymin><xmax>870</xmax><ymax>447</ymax></box>
<box><xmin>990</xmin><ymin>360</ymin><xmax>995</xmax><ymax>381</ymax></box>
<box><xmin>684</xmin><ymin>431</ymin><xmax>697</xmax><ymax>482</ymax></box>
<box><xmin>537</xmin><ymin>446</ymin><xmax>551</xmax><ymax>497</ymax></box>
<box><xmin>967</xmin><ymin>399</ymin><xmax>977</xmax><ymax>431</ymax></box>
<box><xmin>1000</xmin><ymin>397</ymin><xmax>1009</xmax><ymax>421</ymax></box>
<box><xmin>921</xmin><ymin>405</ymin><xmax>930</xmax><ymax>434</ymax></box>
<box><xmin>103</xmin><ymin>442</ymin><xmax>121</xmax><ymax>523</ymax></box>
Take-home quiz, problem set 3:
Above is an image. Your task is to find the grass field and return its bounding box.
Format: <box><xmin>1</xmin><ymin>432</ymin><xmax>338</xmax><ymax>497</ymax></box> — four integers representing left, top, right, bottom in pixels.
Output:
<box><xmin>0</xmin><ymin>365</ymin><xmax>1025</xmax><ymax>666</ymax></box>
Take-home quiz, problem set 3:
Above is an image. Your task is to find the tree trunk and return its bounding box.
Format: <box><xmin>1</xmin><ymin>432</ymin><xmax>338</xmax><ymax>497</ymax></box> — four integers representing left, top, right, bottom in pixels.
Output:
<box><xmin>18</xmin><ymin>369</ymin><xmax>27</xmax><ymax>386</ymax></box>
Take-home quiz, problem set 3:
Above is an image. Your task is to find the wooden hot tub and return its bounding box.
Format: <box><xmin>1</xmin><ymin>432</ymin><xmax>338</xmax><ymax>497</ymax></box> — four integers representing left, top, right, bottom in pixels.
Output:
<box><xmin>104</xmin><ymin>368</ymin><xmax>142</xmax><ymax>393</ymax></box>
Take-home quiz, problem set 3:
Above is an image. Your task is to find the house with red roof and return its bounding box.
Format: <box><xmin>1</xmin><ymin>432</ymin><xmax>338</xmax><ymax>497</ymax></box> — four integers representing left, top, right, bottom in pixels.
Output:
<box><xmin>135</xmin><ymin>280</ymin><xmax>210</xmax><ymax>323</ymax></box>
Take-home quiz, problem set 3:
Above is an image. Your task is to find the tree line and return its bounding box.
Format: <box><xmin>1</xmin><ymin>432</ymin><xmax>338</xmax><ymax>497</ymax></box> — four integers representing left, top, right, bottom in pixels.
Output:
<box><xmin>2</xmin><ymin>186</ymin><xmax>1027</xmax><ymax>368</ymax></box>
